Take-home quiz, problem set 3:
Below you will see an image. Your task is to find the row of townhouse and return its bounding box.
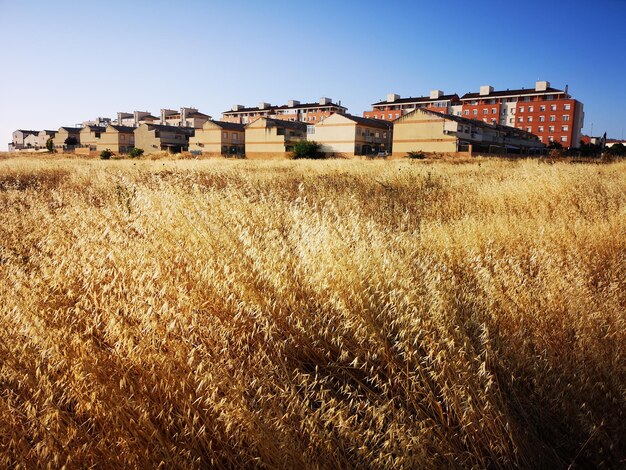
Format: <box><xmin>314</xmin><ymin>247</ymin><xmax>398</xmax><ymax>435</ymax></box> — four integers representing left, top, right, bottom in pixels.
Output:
<box><xmin>364</xmin><ymin>81</ymin><xmax>584</xmax><ymax>148</ymax></box>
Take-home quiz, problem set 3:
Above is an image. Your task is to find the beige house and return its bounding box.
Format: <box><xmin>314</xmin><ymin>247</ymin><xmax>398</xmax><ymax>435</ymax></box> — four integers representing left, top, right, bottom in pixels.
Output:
<box><xmin>116</xmin><ymin>111</ymin><xmax>159</xmax><ymax>127</ymax></box>
<box><xmin>189</xmin><ymin>120</ymin><xmax>245</xmax><ymax>156</ymax></box>
<box><xmin>97</xmin><ymin>125</ymin><xmax>135</xmax><ymax>153</ymax></box>
<box><xmin>391</xmin><ymin>108</ymin><xmax>544</xmax><ymax>158</ymax></box>
<box><xmin>244</xmin><ymin>118</ymin><xmax>307</xmax><ymax>159</ymax></box>
<box><xmin>134</xmin><ymin>123</ymin><xmax>195</xmax><ymax>154</ymax></box>
<box><xmin>160</xmin><ymin>107</ymin><xmax>211</xmax><ymax>128</ymax></box>
<box><xmin>311</xmin><ymin>113</ymin><xmax>392</xmax><ymax>157</ymax></box>
<box><xmin>9</xmin><ymin>130</ymin><xmax>39</xmax><ymax>151</ymax></box>
<box><xmin>79</xmin><ymin>125</ymin><xmax>106</xmax><ymax>151</ymax></box>
<box><xmin>38</xmin><ymin>130</ymin><xmax>56</xmax><ymax>148</ymax></box>
<box><xmin>53</xmin><ymin>127</ymin><xmax>82</xmax><ymax>150</ymax></box>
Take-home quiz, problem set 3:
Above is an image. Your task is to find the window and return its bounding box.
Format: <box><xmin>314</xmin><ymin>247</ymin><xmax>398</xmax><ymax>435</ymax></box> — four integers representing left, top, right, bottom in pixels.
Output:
<box><xmin>491</xmin><ymin>118</ymin><xmax>496</xmax><ymax>123</ymax></box>
<box><xmin>560</xmin><ymin>136</ymin><xmax>568</xmax><ymax>142</ymax></box>
<box><xmin>509</xmin><ymin>118</ymin><xmax>514</xmax><ymax>124</ymax></box>
<box><xmin>527</xmin><ymin>116</ymin><xmax>533</xmax><ymax>122</ymax></box>
<box><xmin>529</xmin><ymin>106</ymin><xmax>534</xmax><ymax>112</ymax></box>
<box><xmin>564</xmin><ymin>104</ymin><xmax>571</xmax><ymax>110</ymax></box>
<box><xmin>223</xmin><ymin>132</ymin><xmax>227</xmax><ymax>138</ymax></box>
<box><xmin>540</xmin><ymin>105</ymin><xmax>546</xmax><ymax>112</ymax></box>
<box><xmin>539</xmin><ymin>116</ymin><xmax>545</xmax><ymax>122</ymax></box>
<box><xmin>550</xmin><ymin>115</ymin><xmax>556</xmax><ymax>122</ymax></box>
<box><xmin>549</xmin><ymin>126</ymin><xmax>555</xmax><ymax>132</ymax></box>
<box><xmin>511</xmin><ymin>108</ymin><xmax>516</xmax><ymax>114</ymax></box>
<box><xmin>307</xmin><ymin>125</ymin><xmax>315</xmax><ymax>134</ymax></box>
<box><xmin>383</xmin><ymin>132</ymin><xmax>387</xmax><ymax>138</ymax></box>
<box><xmin>518</xmin><ymin>117</ymin><xmax>523</xmax><ymax>123</ymax></box>
<box><xmin>549</xmin><ymin>136</ymin><xmax>554</xmax><ymax>142</ymax></box>
<box><xmin>519</xmin><ymin>106</ymin><xmax>525</xmax><ymax>112</ymax></box>
<box><xmin>523</xmin><ymin>96</ymin><xmax>531</xmax><ymax>102</ymax></box>
<box><xmin>563</xmin><ymin>115</ymin><xmax>570</xmax><ymax>121</ymax></box>
<box><xmin>463</xmin><ymin>110</ymin><xmax>469</xmax><ymax>116</ymax></box>
<box><xmin>232</xmin><ymin>133</ymin><xmax>237</xmax><ymax>140</ymax></box>
<box><xmin>538</xmin><ymin>126</ymin><xmax>544</xmax><ymax>133</ymax></box>
<box><xmin>527</xmin><ymin>127</ymin><xmax>532</xmax><ymax>132</ymax></box>
<box><xmin>375</xmin><ymin>132</ymin><xmax>380</xmax><ymax>138</ymax></box>
<box><xmin>491</xmin><ymin>108</ymin><xmax>497</xmax><ymax>114</ymax></box>
<box><xmin>483</xmin><ymin>109</ymin><xmax>488</xmax><ymax>115</ymax></box>
<box><xmin>356</xmin><ymin>127</ymin><xmax>362</xmax><ymax>135</ymax></box>
<box><xmin>473</xmin><ymin>110</ymin><xmax>478</xmax><ymax>116</ymax></box>
<box><xmin>388</xmin><ymin>114</ymin><xmax>392</xmax><ymax>119</ymax></box>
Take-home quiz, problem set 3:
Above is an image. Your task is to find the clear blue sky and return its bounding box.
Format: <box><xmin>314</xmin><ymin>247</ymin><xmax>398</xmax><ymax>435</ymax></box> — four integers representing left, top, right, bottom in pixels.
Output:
<box><xmin>1</xmin><ymin>0</ymin><xmax>625</xmax><ymax>146</ymax></box>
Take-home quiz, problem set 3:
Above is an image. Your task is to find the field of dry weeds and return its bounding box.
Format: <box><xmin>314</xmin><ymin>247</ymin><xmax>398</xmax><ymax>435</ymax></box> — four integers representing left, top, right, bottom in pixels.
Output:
<box><xmin>0</xmin><ymin>155</ymin><xmax>624</xmax><ymax>468</ymax></box>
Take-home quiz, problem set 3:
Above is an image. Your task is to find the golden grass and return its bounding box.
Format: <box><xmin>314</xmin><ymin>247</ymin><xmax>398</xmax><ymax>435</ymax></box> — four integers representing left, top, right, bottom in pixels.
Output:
<box><xmin>0</xmin><ymin>155</ymin><xmax>624</xmax><ymax>468</ymax></box>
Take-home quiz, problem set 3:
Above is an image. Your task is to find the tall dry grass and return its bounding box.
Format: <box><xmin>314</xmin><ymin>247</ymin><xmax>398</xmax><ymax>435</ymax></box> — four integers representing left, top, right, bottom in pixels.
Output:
<box><xmin>0</xmin><ymin>155</ymin><xmax>624</xmax><ymax>468</ymax></box>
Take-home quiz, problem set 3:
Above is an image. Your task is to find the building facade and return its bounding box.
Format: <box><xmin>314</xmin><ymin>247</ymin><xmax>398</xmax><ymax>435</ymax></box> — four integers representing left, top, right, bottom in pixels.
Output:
<box><xmin>222</xmin><ymin>98</ymin><xmax>347</xmax><ymax>124</ymax></box>
<box><xmin>9</xmin><ymin>130</ymin><xmax>39</xmax><ymax>151</ymax></box>
<box><xmin>134</xmin><ymin>123</ymin><xmax>194</xmax><ymax>154</ymax></box>
<box><xmin>310</xmin><ymin>113</ymin><xmax>392</xmax><ymax>157</ymax></box>
<box><xmin>244</xmin><ymin>118</ymin><xmax>307</xmax><ymax>158</ymax></box>
<box><xmin>97</xmin><ymin>125</ymin><xmax>135</xmax><ymax>153</ymax></box>
<box><xmin>363</xmin><ymin>91</ymin><xmax>460</xmax><ymax>121</ymax></box>
<box><xmin>391</xmin><ymin>108</ymin><xmax>544</xmax><ymax>158</ymax></box>
<box><xmin>189</xmin><ymin>120</ymin><xmax>245</xmax><ymax>156</ymax></box>
<box><xmin>52</xmin><ymin>127</ymin><xmax>82</xmax><ymax>150</ymax></box>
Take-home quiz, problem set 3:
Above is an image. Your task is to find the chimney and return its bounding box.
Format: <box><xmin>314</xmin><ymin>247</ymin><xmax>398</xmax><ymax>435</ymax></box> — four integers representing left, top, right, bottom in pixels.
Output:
<box><xmin>535</xmin><ymin>80</ymin><xmax>550</xmax><ymax>92</ymax></box>
<box><xmin>319</xmin><ymin>97</ymin><xmax>332</xmax><ymax>105</ymax></box>
<box><xmin>479</xmin><ymin>85</ymin><xmax>494</xmax><ymax>96</ymax></box>
<box><xmin>430</xmin><ymin>89</ymin><xmax>444</xmax><ymax>99</ymax></box>
<box><xmin>231</xmin><ymin>104</ymin><xmax>244</xmax><ymax>111</ymax></box>
<box><xmin>288</xmin><ymin>100</ymin><xmax>300</xmax><ymax>107</ymax></box>
<box><xmin>387</xmin><ymin>93</ymin><xmax>400</xmax><ymax>102</ymax></box>
<box><xmin>258</xmin><ymin>102</ymin><xmax>271</xmax><ymax>109</ymax></box>
<box><xmin>134</xmin><ymin>111</ymin><xmax>150</xmax><ymax>126</ymax></box>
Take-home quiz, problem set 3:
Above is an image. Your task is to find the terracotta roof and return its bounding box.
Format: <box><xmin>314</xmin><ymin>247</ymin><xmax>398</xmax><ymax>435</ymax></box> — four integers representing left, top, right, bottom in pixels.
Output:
<box><xmin>371</xmin><ymin>94</ymin><xmax>460</xmax><ymax>106</ymax></box>
<box><xmin>224</xmin><ymin>101</ymin><xmax>347</xmax><ymax>114</ymax></box>
<box><xmin>460</xmin><ymin>87</ymin><xmax>566</xmax><ymax>100</ymax></box>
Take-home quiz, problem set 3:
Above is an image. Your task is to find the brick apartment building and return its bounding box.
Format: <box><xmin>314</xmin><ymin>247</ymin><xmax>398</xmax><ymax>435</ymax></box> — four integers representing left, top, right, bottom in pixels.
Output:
<box><xmin>222</xmin><ymin>98</ymin><xmax>347</xmax><ymax>124</ymax></box>
<box><xmin>364</xmin><ymin>81</ymin><xmax>584</xmax><ymax>148</ymax></box>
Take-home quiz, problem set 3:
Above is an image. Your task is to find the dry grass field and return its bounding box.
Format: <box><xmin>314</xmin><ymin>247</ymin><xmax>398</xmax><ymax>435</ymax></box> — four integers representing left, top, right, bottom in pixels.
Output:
<box><xmin>0</xmin><ymin>154</ymin><xmax>624</xmax><ymax>468</ymax></box>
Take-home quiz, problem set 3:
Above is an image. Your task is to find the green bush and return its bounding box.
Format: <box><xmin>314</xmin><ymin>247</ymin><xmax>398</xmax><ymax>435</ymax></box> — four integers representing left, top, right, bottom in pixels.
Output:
<box><xmin>128</xmin><ymin>147</ymin><xmax>144</xmax><ymax>158</ymax></box>
<box><xmin>407</xmin><ymin>150</ymin><xmax>426</xmax><ymax>159</ymax></box>
<box><xmin>46</xmin><ymin>137</ymin><xmax>54</xmax><ymax>153</ymax></box>
<box><xmin>293</xmin><ymin>140</ymin><xmax>324</xmax><ymax>159</ymax></box>
<box><xmin>100</xmin><ymin>149</ymin><xmax>113</xmax><ymax>160</ymax></box>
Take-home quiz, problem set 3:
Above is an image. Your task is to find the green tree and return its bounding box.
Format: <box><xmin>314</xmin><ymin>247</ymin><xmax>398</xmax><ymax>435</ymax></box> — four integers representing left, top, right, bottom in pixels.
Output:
<box><xmin>46</xmin><ymin>137</ymin><xmax>54</xmax><ymax>153</ymax></box>
<box><xmin>292</xmin><ymin>140</ymin><xmax>323</xmax><ymax>159</ymax></box>
<box><xmin>64</xmin><ymin>136</ymin><xmax>78</xmax><ymax>147</ymax></box>
<box><xmin>128</xmin><ymin>147</ymin><xmax>144</xmax><ymax>158</ymax></box>
<box><xmin>100</xmin><ymin>149</ymin><xmax>113</xmax><ymax>160</ymax></box>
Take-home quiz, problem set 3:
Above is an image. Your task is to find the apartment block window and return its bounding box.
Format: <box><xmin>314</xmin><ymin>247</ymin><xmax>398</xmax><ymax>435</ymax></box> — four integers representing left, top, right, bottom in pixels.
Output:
<box><xmin>563</xmin><ymin>115</ymin><xmax>570</xmax><ymax>121</ymax></box>
<box><xmin>356</xmin><ymin>127</ymin><xmax>362</xmax><ymax>136</ymax></box>
<box><xmin>491</xmin><ymin>118</ymin><xmax>496</xmax><ymax>123</ymax></box>
<box><xmin>564</xmin><ymin>104</ymin><xmax>571</xmax><ymax>110</ymax></box>
<box><xmin>523</xmin><ymin>97</ymin><xmax>531</xmax><ymax>102</ymax></box>
<box><xmin>561</xmin><ymin>125</ymin><xmax>568</xmax><ymax>132</ymax></box>
<box><xmin>529</xmin><ymin>106</ymin><xmax>534</xmax><ymax>112</ymax></box>
<box><xmin>223</xmin><ymin>132</ymin><xmax>227</xmax><ymax>138</ymax></box>
<box><xmin>519</xmin><ymin>106</ymin><xmax>525</xmax><ymax>112</ymax></box>
<box><xmin>473</xmin><ymin>110</ymin><xmax>478</xmax><ymax>116</ymax></box>
<box><xmin>527</xmin><ymin>116</ymin><xmax>533</xmax><ymax>122</ymax></box>
<box><xmin>388</xmin><ymin>114</ymin><xmax>392</xmax><ymax>119</ymax></box>
<box><xmin>491</xmin><ymin>108</ymin><xmax>497</xmax><ymax>114</ymax></box>
<box><xmin>526</xmin><ymin>126</ymin><xmax>532</xmax><ymax>132</ymax></box>
<box><xmin>551</xmin><ymin>105</ymin><xmax>557</xmax><ymax>111</ymax></box>
<box><xmin>483</xmin><ymin>109</ymin><xmax>488</xmax><ymax>115</ymax></box>
<box><xmin>509</xmin><ymin>118</ymin><xmax>514</xmax><ymax>124</ymax></box>
<box><xmin>232</xmin><ymin>133</ymin><xmax>237</xmax><ymax>140</ymax></box>
<box><xmin>463</xmin><ymin>110</ymin><xmax>469</xmax><ymax>116</ymax></box>
<box><xmin>561</xmin><ymin>136</ymin><xmax>568</xmax><ymax>142</ymax></box>
<box><xmin>549</xmin><ymin>136</ymin><xmax>554</xmax><ymax>142</ymax></box>
<box><xmin>549</xmin><ymin>126</ymin><xmax>555</xmax><ymax>132</ymax></box>
<box><xmin>539</xmin><ymin>116</ymin><xmax>545</xmax><ymax>122</ymax></box>
<box><xmin>538</xmin><ymin>126</ymin><xmax>544</xmax><ymax>133</ymax></box>
<box><xmin>540</xmin><ymin>105</ymin><xmax>546</xmax><ymax>112</ymax></box>
<box><xmin>511</xmin><ymin>109</ymin><xmax>516</xmax><ymax>114</ymax></box>
<box><xmin>550</xmin><ymin>115</ymin><xmax>556</xmax><ymax>122</ymax></box>
<box><xmin>518</xmin><ymin>117</ymin><xmax>523</xmax><ymax>123</ymax></box>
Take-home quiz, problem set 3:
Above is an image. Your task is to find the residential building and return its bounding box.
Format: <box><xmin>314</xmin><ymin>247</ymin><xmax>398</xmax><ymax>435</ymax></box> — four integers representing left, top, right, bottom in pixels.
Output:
<box><xmin>10</xmin><ymin>129</ymin><xmax>39</xmax><ymax>151</ymax></box>
<box><xmin>97</xmin><ymin>125</ymin><xmax>135</xmax><ymax>153</ymax></box>
<box><xmin>222</xmin><ymin>98</ymin><xmax>347</xmax><ymax>124</ymax></box>
<box><xmin>116</xmin><ymin>111</ymin><xmax>159</xmax><ymax>127</ymax></box>
<box><xmin>38</xmin><ymin>130</ymin><xmax>56</xmax><ymax>148</ymax></box>
<box><xmin>52</xmin><ymin>127</ymin><xmax>82</xmax><ymax>150</ymax></box>
<box><xmin>459</xmin><ymin>81</ymin><xmax>584</xmax><ymax>148</ymax></box>
<box><xmin>79</xmin><ymin>125</ymin><xmax>106</xmax><ymax>152</ymax></box>
<box><xmin>363</xmin><ymin>91</ymin><xmax>460</xmax><ymax>121</ymax></box>
<box><xmin>310</xmin><ymin>113</ymin><xmax>392</xmax><ymax>157</ymax></box>
<box><xmin>134</xmin><ymin>123</ymin><xmax>194</xmax><ymax>154</ymax></box>
<box><xmin>189</xmin><ymin>120</ymin><xmax>245</xmax><ymax>156</ymax></box>
<box><xmin>81</xmin><ymin>117</ymin><xmax>111</xmax><ymax>127</ymax></box>
<box><xmin>159</xmin><ymin>107</ymin><xmax>211</xmax><ymax>128</ymax></box>
<box><xmin>244</xmin><ymin>118</ymin><xmax>307</xmax><ymax>158</ymax></box>
<box><xmin>391</xmin><ymin>107</ymin><xmax>544</xmax><ymax>158</ymax></box>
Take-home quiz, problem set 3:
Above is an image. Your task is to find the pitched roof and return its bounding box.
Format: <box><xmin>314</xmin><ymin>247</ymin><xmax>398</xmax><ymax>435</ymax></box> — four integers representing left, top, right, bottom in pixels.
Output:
<box><xmin>59</xmin><ymin>127</ymin><xmax>81</xmax><ymax>133</ymax></box>
<box><xmin>83</xmin><ymin>125</ymin><xmax>106</xmax><ymax>132</ymax></box>
<box><xmin>208</xmin><ymin>120</ymin><xmax>246</xmax><ymax>131</ymax></box>
<box><xmin>108</xmin><ymin>125</ymin><xmax>135</xmax><ymax>133</ymax></box>
<box><xmin>143</xmin><ymin>123</ymin><xmax>195</xmax><ymax>135</ymax></box>
<box><xmin>371</xmin><ymin>94</ymin><xmax>460</xmax><ymax>106</ymax></box>
<box><xmin>16</xmin><ymin>129</ymin><xmax>39</xmax><ymax>135</ymax></box>
<box><xmin>340</xmin><ymin>114</ymin><xmax>392</xmax><ymax>129</ymax></box>
<box><xmin>248</xmin><ymin>117</ymin><xmax>308</xmax><ymax>131</ymax></box>
<box><xmin>187</xmin><ymin>111</ymin><xmax>211</xmax><ymax>118</ymax></box>
<box><xmin>224</xmin><ymin>101</ymin><xmax>347</xmax><ymax>114</ymax></box>
<box><xmin>460</xmin><ymin>87</ymin><xmax>566</xmax><ymax>100</ymax></box>
<box><xmin>42</xmin><ymin>130</ymin><xmax>56</xmax><ymax>135</ymax></box>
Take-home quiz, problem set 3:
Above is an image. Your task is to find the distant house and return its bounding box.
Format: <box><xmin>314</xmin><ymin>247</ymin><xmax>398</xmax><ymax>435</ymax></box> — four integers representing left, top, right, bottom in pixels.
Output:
<box><xmin>223</xmin><ymin>98</ymin><xmax>347</xmax><ymax>124</ymax></box>
<box><xmin>38</xmin><ymin>130</ymin><xmax>56</xmax><ymax>148</ymax></box>
<box><xmin>116</xmin><ymin>111</ymin><xmax>159</xmax><ymax>127</ymax></box>
<box><xmin>244</xmin><ymin>118</ymin><xmax>307</xmax><ymax>159</ymax></box>
<box><xmin>52</xmin><ymin>127</ymin><xmax>82</xmax><ymax>150</ymax></box>
<box><xmin>10</xmin><ymin>129</ymin><xmax>39</xmax><ymax>151</ymax></box>
<box><xmin>134</xmin><ymin>123</ymin><xmax>194</xmax><ymax>154</ymax></box>
<box><xmin>160</xmin><ymin>107</ymin><xmax>211</xmax><ymax>128</ymax></box>
<box><xmin>391</xmin><ymin>108</ymin><xmax>544</xmax><ymax>157</ymax></box>
<box><xmin>79</xmin><ymin>125</ymin><xmax>106</xmax><ymax>151</ymax></box>
<box><xmin>311</xmin><ymin>113</ymin><xmax>392</xmax><ymax>157</ymax></box>
<box><xmin>189</xmin><ymin>120</ymin><xmax>245</xmax><ymax>156</ymax></box>
<box><xmin>97</xmin><ymin>125</ymin><xmax>135</xmax><ymax>153</ymax></box>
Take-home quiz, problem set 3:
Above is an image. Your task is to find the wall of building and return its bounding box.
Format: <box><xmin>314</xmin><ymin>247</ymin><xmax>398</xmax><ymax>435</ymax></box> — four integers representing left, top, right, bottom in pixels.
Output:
<box><xmin>391</xmin><ymin>111</ymin><xmax>458</xmax><ymax>158</ymax></box>
<box><xmin>245</xmin><ymin>119</ymin><xmax>305</xmax><ymax>158</ymax></box>
<box><xmin>96</xmin><ymin>129</ymin><xmax>135</xmax><ymax>152</ymax></box>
